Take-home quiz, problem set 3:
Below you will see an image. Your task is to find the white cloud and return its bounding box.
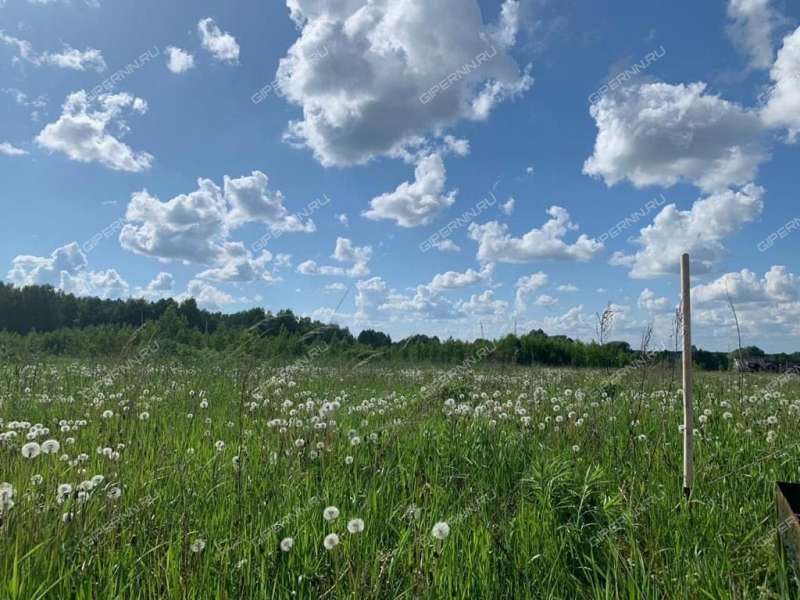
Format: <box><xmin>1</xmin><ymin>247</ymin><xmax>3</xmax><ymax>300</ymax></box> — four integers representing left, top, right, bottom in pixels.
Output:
<box><xmin>337</xmin><ymin>213</ymin><xmax>349</xmax><ymax>226</ymax></box>
<box><xmin>583</xmin><ymin>82</ymin><xmax>767</xmax><ymax>193</ymax></box>
<box><xmin>297</xmin><ymin>260</ymin><xmax>342</xmax><ymax>277</ymax></box>
<box><xmin>688</xmin><ymin>266</ymin><xmax>800</xmax><ymax>346</ymax></box>
<box><xmin>121</xmin><ymin>179</ymin><xmax>228</xmax><ymax>264</ymax></box>
<box><xmin>7</xmin><ymin>242</ymin><xmax>87</xmax><ymax>287</ymax></box>
<box><xmin>363</xmin><ymin>154</ymin><xmax>457</xmax><ymax>228</ymax></box>
<box><xmin>761</xmin><ymin>26</ymin><xmax>800</xmax><ymax>142</ymax></box>
<box><xmin>500</xmin><ymin>197</ymin><xmax>515</xmax><ymax>216</ymax></box>
<box><xmin>198</xmin><ymin>18</ymin><xmax>240</xmax><ymax>64</ymax></box>
<box><xmin>556</xmin><ymin>284</ymin><xmax>578</xmax><ymax>292</ymax></box>
<box><xmin>332</xmin><ymin>237</ymin><xmax>372</xmax><ymax>264</ymax></box>
<box><xmin>324</xmin><ymin>282</ymin><xmax>347</xmax><ymax>292</ymax></box>
<box><xmin>457</xmin><ymin>290</ymin><xmax>509</xmax><ymax>318</ymax></box>
<box><xmin>611</xmin><ymin>184</ymin><xmax>764</xmax><ymax>279</ymax></box>
<box><xmin>427</xmin><ymin>263</ymin><xmax>494</xmax><ymax>292</ymax></box>
<box><xmin>520</xmin><ymin>305</ymin><xmax>594</xmax><ymax>339</ymax></box>
<box><xmin>381</xmin><ymin>285</ymin><xmax>460</xmax><ymax>321</ymax></box>
<box><xmin>7</xmin><ymin>241</ymin><xmax>128</xmax><ymax>299</ymax></box>
<box><xmin>224</xmin><ymin>171</ymin><xmax>316</xmax><ymax>232</ymax></box>
<box><xmin>135</xmin><ymin>272</ymin><xmax>175</xmax><ymax>299</ymax></box>
<box><xmin>2</xmin><ymin>88</ymin><xmax>48</xmax><ymax>121</ymax></box>
<box><xmin>274</xmin><ymin>253</ymin><xmax>292</xmax><ymax>269</ymax></box>
<box><xmin>61</xmin><ymin>269</ymin><xmax>129</xmax><ymax>299</ymax></box>
<box><xmin>535</xmin><ymin>294</ymin><xmax>557</xmax><ymax>306</ymax></box>
<box><xmin>0</xmin><ymin>142</ymin><xmax>28</xmax><ymax>156</ymax></box>
<box><xmin>165</xmin><ymin>47</ymin><xmax>195</xmax><ymax>74</ymax></box>
<box><xmin>431</xmin><ymin>239</ymin><xmax>461</xmax><ymax>252</ymax></box>
<box><xmin>277</xmin><ymin>0</ymin><xmax>532</xmax><ymax>166</ymax></box>
<box><xmin>442</xmin><ymin>135</ymin><xmax>471</xmax><ymax>157</ymax></box>
<box><xmin>182</xmin><ymin>279</ymin><xmax>235</xmax><ymax>310</ymax></box>
<box><xmin>196</xmin><ymin>245</ymin><xmax>278</xmax><ymax>283</ymax></box>
<box><xmin>297</xmin><ymin>237</ymin><xmax>372</xmax><ymax>278</ymax></box>
<box><xmin>120</xmin><ymin>173</ymin><xmax>315</xmax><ymax>282</ymax></box>
<box><xmin>638</xmin><ymin>288</ymin><xmax>671</xmax><ymax>313</ymax></box>
<box><xmin>355</xmin><ymin>276</ymin><xmax>389</xmax><ymax>320</ymax></box>
<box><xmin>0</xmin><ymin>32</ymin><xmax>106</xmax><ymax>71</ymax></box>
<box><xmin>24</xmin><ymin>0</ymin><xmax>101</xmax><ymax>5</ymax></box>
<box><xmin>468</xmin><ymin>206</ymin><xmax>603</xmax><ymax>263</ymax></box>
<box><xmin>36</xmin><ymin>91</ymin><xmax>153</xmax><ymax>172</ymax></box>
<box><xmin>726</xmin><ymin>0</ymin><xmax>785</xmax><ymax>70</ymax></box>
<box><xmin>692</xmin><ymin>265</ymin><xmax>797</xmax><ymax>305</ymax></box>
<box><xmin>515</xmin><ymin>271</ymin><xmax>548</xmax><ymax>311</ymax></box>
<box><xmin>488</xmin><ymin>0</ymin><xmax>521</xmax><ymax>49</ymax></box>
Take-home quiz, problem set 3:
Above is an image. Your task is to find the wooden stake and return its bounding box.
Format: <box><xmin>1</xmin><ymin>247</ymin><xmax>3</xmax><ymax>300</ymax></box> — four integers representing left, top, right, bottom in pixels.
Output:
<box><xmin>681</xmin><ymin>253</ymin><xmax>694</xmax><ymax>500</ymax></box>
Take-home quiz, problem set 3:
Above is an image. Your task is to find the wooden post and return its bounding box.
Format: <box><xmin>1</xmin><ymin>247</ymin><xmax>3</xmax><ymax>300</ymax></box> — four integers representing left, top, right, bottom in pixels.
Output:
<box><xmin>681</xmin><ymin>253</ymin><xmax>694</xmax><ymax>500</ymax></box>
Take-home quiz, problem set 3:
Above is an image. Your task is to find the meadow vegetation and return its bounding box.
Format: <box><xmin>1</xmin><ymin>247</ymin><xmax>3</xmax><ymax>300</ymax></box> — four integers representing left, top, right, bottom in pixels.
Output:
<box><xmin>1</xmin><ymin>354</ymin><xmax>798</xmax><ymax>598</ymax></box>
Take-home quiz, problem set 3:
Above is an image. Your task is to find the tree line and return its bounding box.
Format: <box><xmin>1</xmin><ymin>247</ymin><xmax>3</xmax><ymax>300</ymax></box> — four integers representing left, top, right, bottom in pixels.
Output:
<box><xmin>2</xmin><ymin>282</ymin><xmax>795</xmax><ymax>369</ymax></box>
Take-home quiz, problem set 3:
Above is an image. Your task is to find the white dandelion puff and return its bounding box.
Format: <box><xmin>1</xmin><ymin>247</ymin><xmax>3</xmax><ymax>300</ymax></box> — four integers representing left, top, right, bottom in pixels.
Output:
<box><xmin>323</xmin><ymin>533</ymin><xmax>340</xmax><ymax>550</ymax></box>
<box><xmin>323</xmin><ymin>506</ymin><xmax>340</xmax><ymax>521</ymax></box>
<box><xmin>41</xmin><ymin>439</ymin><xmax>60</xmax><ymax>454</ymax></box>
<box><xmin>347</xmin><ymin>518</ymin><xmax>365</xmax><ymax>534</ymax></box>
<box><xmin>21</xmin><ymin>441</ymin><xmax>41</xmax><ymax>459</ymax></box>
<box><xmin>280</xmin><ymin>537</ymin><xmax>294</xmax><ymax>552</ymax></box>
<box><xmin>0</xmin><ymin>483</ymin><xmax>14</xmax><ymax>501</ymax></box>
<box><xmin>431</xmin><ymin>521</ymin><xmax>450</xmax><ymax>540</ymax></box>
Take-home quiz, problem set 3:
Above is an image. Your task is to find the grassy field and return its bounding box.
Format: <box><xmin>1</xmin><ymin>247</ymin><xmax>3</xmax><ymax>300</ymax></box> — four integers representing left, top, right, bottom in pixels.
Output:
<box><xmin>0</xmin><ymin>358</ymin><xmax>798</xmax><ymax>598</ymax></box>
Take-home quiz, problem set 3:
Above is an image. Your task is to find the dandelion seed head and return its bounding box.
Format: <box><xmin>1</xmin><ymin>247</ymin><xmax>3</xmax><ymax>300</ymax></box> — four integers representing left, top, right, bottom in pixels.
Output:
<box><xmin>41</xmin><ymin>439</ymin><xmax>60</xmax><ymax>454</ymax></box>
<box><xmin>323</xmin><ymin>533</ymin><xmax>340</xmax><ymax>550</ymax></box>
<box><xmin>431</xmin><ymin>521</ymin><xmax>450</xmax><ymax>540</ymax></box>
<box><xmin>347</xmin><ymin>518</ymin><xmax>365</xmax><ymax>533</ymax></box>
<box><xmin>21</xmin><ymin>441</ymin><xmax>41</xmax><ymax>459</ymax></box>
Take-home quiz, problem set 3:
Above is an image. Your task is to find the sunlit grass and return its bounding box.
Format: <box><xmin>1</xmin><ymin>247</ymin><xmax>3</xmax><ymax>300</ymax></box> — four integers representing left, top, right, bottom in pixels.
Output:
<box><xmin>0</xmin><ymin>361</ymin><xmax>798</xmax><ymax>598</ymax></box>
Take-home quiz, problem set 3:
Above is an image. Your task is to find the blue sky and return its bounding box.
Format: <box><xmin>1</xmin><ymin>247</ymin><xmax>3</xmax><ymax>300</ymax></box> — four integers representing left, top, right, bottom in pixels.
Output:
<box><xmin>1</xmin><ymin>0</ymin><xmax>799</xmax><ymax>351</ymax></box>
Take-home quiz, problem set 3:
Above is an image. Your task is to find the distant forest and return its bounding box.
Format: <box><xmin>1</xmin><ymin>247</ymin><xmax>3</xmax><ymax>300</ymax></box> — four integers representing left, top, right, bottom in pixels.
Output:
<box><xmin>1</xmin><ymin>282</ymin><xmax>797</xmax><ymax>371</ymax></box>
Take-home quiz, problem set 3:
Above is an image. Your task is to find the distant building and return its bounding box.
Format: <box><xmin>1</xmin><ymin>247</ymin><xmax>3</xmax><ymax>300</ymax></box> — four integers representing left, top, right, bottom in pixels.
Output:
<box><xmin>734</xmin><ymin>358</ymin><xmax>800</xmax><ymax>373</ymax></box>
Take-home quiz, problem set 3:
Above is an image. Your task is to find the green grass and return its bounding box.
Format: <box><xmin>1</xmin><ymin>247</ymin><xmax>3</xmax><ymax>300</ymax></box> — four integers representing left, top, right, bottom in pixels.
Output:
<box><xmin>0</xmin><ymin>360</ymin><xmax>798</xmax><ymax>598</ymax></box>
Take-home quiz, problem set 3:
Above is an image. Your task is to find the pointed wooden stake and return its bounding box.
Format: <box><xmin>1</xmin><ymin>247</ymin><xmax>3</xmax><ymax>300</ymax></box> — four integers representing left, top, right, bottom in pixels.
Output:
<box><xmin>681</xmin><ymin>253</ymin><xmax>694</xmax><ymax>500</ymax></box>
